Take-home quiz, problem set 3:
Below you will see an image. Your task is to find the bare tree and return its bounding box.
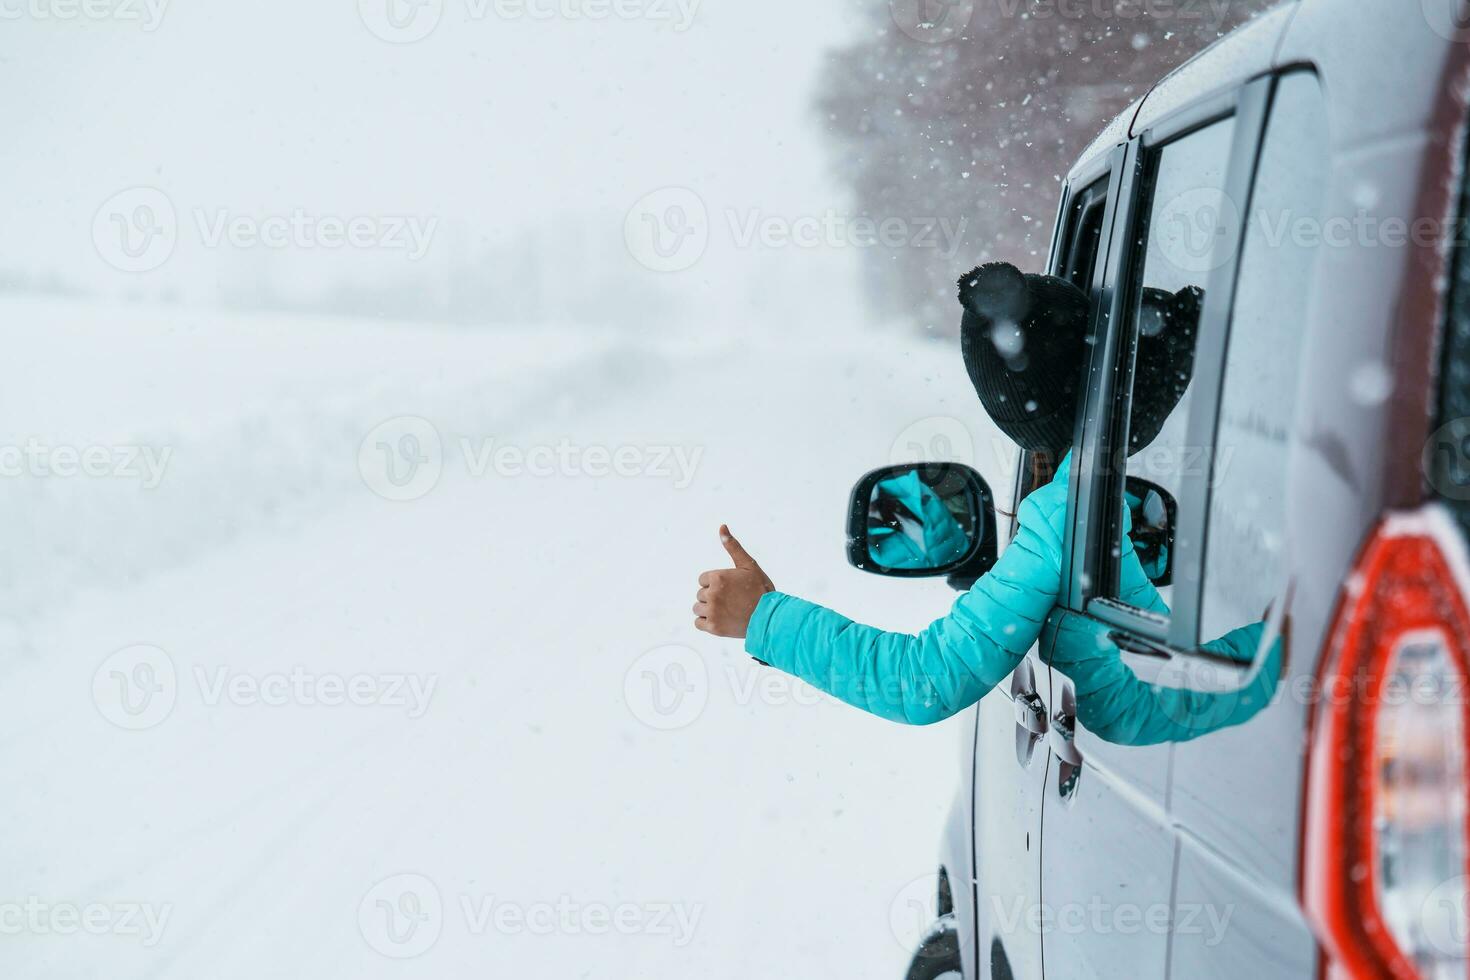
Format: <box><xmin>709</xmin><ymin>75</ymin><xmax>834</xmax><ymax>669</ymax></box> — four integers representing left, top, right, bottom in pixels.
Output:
<box><xmin>817</xmin><ymin>0</ymin><xmax>1280</xmax><ymax>334</ymax></box>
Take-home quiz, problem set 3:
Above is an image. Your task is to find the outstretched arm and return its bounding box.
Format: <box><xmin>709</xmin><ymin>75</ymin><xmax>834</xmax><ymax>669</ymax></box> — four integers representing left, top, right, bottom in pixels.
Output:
<box><xmin>695</xmin><ymin>470</ymin><xmax>1072</xmax><ymax>726</ymax></box>
<box><xmin>1049</xmin><ymin>617</ymin><xmax>1281</xmax><ymax>745</ymax></box>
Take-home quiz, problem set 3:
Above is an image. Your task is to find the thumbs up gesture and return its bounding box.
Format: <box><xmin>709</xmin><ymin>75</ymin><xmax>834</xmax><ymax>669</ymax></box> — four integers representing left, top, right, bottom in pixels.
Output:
<box><xmin>694</xmin><ymin>525</ymin><xmax>775</xmax><ymax>638</ymax></box>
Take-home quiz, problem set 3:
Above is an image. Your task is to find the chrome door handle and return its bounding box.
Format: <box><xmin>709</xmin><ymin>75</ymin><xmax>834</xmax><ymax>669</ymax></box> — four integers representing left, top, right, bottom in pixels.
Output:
<box><xmin>1010</xmin><ymin>660</ymin><xmax>1047</xmax><ymax>767</ymax></box>
<box><xmin>1014</xmin><ymin>691</ymin><xmax>1049</xmax><ymax>735</ymax></box>
<box><xmin>1047</xmin><ymin>707</ymin><xmax>1082</xmax><ymax>766</ymax></box>
<box><xmin>1050</xmin><ymin>683</ymin><xmax>1083</xmax><ymax>801</ymax></box>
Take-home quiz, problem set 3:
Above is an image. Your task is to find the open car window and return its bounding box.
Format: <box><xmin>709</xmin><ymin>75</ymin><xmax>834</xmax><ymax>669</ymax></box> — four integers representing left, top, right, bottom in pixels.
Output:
<box><xmin>1061</xmin><ymin>179</ymin><xmax>1110</xmax><ymax>297</ymax></box>
<box><xmin>1108</xmin><ymin>116</ymin><xmax>1236</xmax><ymax>619</ymax></box>
<box><xmin>1195</xmin><ymin>72</ymin><xmax>1327</xmax><ymax>653</ymax></box>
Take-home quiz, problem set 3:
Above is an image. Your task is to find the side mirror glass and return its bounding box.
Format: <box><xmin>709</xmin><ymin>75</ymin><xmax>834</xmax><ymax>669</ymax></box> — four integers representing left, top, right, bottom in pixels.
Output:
<box><xmin>847</xmin><ymin>463</ymin><xmax>996</xmax><ymax>582</ymax></box>
<box><xmin>1125</xmin><ymin>476</ymin><xmax>1176</xmax><ymax>587</ymax></box>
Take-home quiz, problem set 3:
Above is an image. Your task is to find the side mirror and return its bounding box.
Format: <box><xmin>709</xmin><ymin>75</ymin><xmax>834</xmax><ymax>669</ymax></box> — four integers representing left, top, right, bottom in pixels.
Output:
<box><xmin>846</xmin><ymin>462</ymin><xmax>997</xmax><ymax>587</ymax></box>
<box><xmin>1125</xmin><ymin>476</ymin><xmax>1176</xmax><ymax>587</ymax></box>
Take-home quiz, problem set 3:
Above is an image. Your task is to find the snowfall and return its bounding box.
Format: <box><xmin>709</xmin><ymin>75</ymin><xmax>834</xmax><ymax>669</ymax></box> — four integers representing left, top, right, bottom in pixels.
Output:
<box><xmin>1</xmin><ymin>295</ymin><xmax>1017</xmax><ymax>978</ymax></box>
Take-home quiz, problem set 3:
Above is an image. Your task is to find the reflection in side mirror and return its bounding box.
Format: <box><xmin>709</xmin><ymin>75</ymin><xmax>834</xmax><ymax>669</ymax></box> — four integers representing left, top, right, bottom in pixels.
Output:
<box><xmin>1125</xmin><ymin>476</ymin><xmax>1177</xmax><ymax>587</ymax></box>
<box><xmin>846</xmin><ymin>463</ymin><xmax>996</xmax><ymax>583</ymax></box>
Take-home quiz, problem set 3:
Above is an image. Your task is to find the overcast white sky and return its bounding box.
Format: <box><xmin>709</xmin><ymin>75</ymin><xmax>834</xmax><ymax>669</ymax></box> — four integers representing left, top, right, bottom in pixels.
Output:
<box><xmin>0</xmin><ymin>0</ymin><xmax>874</xmax><ymax>312</ymax></box>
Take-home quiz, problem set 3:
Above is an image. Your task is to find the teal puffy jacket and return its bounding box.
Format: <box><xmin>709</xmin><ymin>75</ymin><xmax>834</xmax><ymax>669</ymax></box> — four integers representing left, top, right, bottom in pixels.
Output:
<box><xmin>866</xmin><ymin>470</ymin><xmax>973</xmax><ymax>570</ymax></box>
<box><xmin>744</xmin><ymin>455</ymin><xmax>1281</xmax><ymax>743</ymax></box>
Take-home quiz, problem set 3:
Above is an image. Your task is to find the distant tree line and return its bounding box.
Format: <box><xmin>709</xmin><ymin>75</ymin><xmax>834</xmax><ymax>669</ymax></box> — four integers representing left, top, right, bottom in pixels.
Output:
<box><xmin>817</xmin><ymin>0</ymin><xmax>1280</xmax><ymax>334</ymax></box>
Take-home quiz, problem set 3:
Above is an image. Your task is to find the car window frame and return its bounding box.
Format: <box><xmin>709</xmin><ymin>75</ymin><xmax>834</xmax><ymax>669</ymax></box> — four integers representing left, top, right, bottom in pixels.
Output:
<box><xmin>1061</xmin><ymin>73</ymin><xmax>1278</xmax><ymax>663</ymax></box>
<box><xmin>1009</xmin><ymin>155</ymin><xmax>1120</xmax><ymax>539</ymax></box>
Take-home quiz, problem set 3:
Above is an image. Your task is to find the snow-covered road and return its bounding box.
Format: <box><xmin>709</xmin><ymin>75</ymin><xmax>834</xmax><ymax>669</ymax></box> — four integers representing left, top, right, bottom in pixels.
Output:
<box><xmin>2</xmin><ymin>299</ymin><xmax>1012</xmax><ymax>978</ymax></box>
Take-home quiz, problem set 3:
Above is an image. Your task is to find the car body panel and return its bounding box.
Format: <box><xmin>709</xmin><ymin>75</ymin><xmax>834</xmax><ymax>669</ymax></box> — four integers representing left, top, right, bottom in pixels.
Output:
<box><xmin>942</xmin><ymin>4</ymin><xmax>1470</xmax><ymax>976</ymax></box>
<box><xmin>971</xmin><ymin>652</ymin><xmax>1050</xmax><ymax>978</ymax></box>
<box><xmin>941</xmin><ymin>708</ymin><xmax>981</xmax><ymax>978</ymax></box>
<box><xmin>1071</xmin><ymin>98</ymin><xmax>1143</xmax><ymax>186</ymax></box>
<box><xmin>1278</xmin><ymin>0</ymin><xmax>1463</xmax><ymax>152</ymax></box>
<box><xmin>1169</xmin><ymin>828</ymin><xmax>1318</xmax><ymax>979</ymax></box>
<box><xmin>1131</xmin><ymin>3</ymin><xmax>1297</xmax><ymax>138</ymax></box>
<box><xmin>1038</xmin><ymin>614</ymin><xmax>1176</xmax><ymax>979</ymax></box>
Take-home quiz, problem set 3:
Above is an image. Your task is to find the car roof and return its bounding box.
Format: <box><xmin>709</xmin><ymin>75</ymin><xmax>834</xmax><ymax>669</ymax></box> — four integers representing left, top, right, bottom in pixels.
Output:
<box><xmin>1069</xmin><ymin>0</ymin><xmax>1299</xmax><ymax>181</ymax></box>
<box><xmin>1071</xmin><ymin>0</ymin><xmax>1470</xmax><ymax>181</ymax></box>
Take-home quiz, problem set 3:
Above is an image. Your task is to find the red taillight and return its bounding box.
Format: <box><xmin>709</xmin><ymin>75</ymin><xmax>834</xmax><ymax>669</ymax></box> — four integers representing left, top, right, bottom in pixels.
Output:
<box><xmin>1304</xmin><ymin>508</ymin><xmax>1470</xmax><ymax>980</ymax></box>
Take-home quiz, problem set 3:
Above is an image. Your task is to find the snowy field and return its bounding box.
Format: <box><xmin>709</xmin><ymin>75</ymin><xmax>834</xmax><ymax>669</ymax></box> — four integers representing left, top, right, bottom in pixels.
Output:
<box><xmin>1</xmin><ymin>296</ymin><xmax>1015</xmax><ymax>978</ymax></box>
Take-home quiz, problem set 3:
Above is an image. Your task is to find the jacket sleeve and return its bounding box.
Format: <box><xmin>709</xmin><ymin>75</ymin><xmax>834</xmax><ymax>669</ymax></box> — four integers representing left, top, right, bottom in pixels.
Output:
<box><xmin>744</xmin><ymin>485</ymin><xmax>1068</xmax><ymax>726</ymax></box>
<box><xmin>1116</xmin><ymin>503</ymin><xmax>1171</xmax><ymax>616</ymax></box>
<box><xmin>1050</xmin><ymin>617</ymin><xmax>1281</xmax><ymax>745</ymax></box>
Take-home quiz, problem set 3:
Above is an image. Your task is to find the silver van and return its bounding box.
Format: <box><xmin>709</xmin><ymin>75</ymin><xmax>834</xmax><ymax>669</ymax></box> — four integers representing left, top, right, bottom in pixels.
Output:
<box><xmin>847</xmin><ymin>2</ymin><xmax>1470</xmax><ymax>976</ymax></box>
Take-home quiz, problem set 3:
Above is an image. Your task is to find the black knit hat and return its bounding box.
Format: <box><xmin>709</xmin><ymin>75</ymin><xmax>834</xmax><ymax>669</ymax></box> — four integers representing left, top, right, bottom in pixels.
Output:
<box><xmin>956</xmin><ymin>263</ymin><xmax>1202</xmax><ymax>457</ymax></box>
<box><xmin>1128</xmin><ymin>285</ymin><xmax>1202</xmax><ymax>453</ymax></box>
<box><xmin>958</xmin><ymin>262</ymin><xmax>1090</xmax><ymax>456</ymax></box>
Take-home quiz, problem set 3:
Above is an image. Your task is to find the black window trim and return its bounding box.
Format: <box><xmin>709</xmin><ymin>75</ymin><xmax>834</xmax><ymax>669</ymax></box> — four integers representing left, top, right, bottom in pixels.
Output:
<box><xmin>1063</xmin><ymin>138</ymin><xmax>1140</xmax><ymax>618</ymax></box>
<box><xmin>1012</xmin><ymin>152</ymin><xmax>1121</xmax><ymax>540</ymax></box>
<box><xmin>1059</xmin><ymin>194</ymin><xmax>1096</xmax><ymax>288</ymax></box>
<box><xmin>1061</xmin><ymin>71</ymin><xmax>1280</xmax><ymax>662</ymax></box>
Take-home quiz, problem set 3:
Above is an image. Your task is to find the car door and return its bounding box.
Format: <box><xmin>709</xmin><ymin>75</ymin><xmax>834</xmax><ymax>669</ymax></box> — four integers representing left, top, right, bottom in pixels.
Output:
<box><xmin>1037</xmin><ymin>78</ymin><xmax>1275</xmax><ymax>978</ymax></box>
<box><xmin>971</xmin><ymin>162</ymin><xmax>1117</xmax><ymax>980</ymax></box>
<box><xmin>1162</xmin><ymin>69</ymin><xmax>1329</xmax><ymax>980</ymax></box>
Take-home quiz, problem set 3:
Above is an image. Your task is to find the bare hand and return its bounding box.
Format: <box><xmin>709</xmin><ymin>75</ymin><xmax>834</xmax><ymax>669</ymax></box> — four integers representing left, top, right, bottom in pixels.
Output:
<box><xmin>693</xmin><ymin>525</ymin><xmax>775</xmax><ymax>638</ymax></box>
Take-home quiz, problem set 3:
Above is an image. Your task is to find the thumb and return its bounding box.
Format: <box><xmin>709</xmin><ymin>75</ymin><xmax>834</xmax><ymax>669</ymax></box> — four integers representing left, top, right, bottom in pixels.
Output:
<box><xmin>719</xmin><ymin>524</ymin><xmax>761</xmax><ymax>571</ymax></box>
